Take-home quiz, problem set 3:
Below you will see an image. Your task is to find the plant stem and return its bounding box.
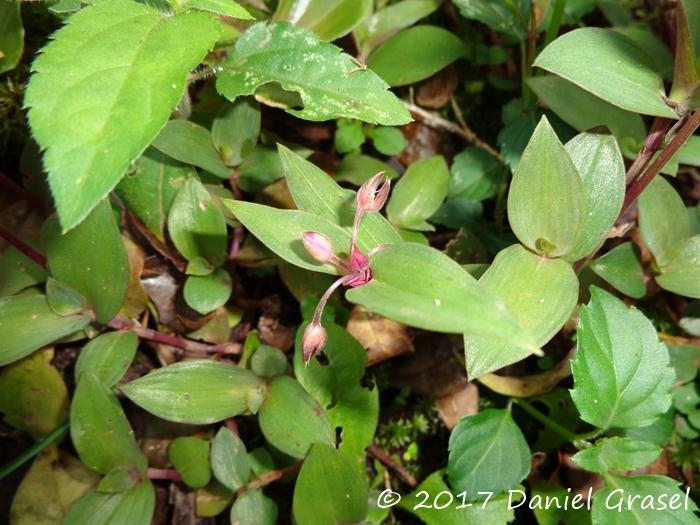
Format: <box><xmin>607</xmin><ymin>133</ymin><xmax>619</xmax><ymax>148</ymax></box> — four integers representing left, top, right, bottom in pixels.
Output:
<box><xmin>0</xmin><ymin>224</ymin><xmax>47</xmax><ymax>268</ymax></box>
<box><xmin>512</xmin><ymin>398</ymin><xmax>581</xmax><ymax>444</ymax></box>
<box><xmin>243</xmin><ymin>462</ymin><xmax>302</xmax><ymax>492</ymax></box>
<box><xmin>367</xmin><ymin>442</ymin><xmax>418</xmax><ymax>488</ymax></box>
<box><xmin>147</xmin><ymin>468</ymin><xmax>182</xmax><ymax>482</ymax></box>
<box><xmin>0</xmin><ymin>419</ymin><xmax>69</xmax><ymax>481</ymax></box>
<box><xmin>543</xmin><ymin>0</ymin><xmax>567</xmax><ymax>48</ymax></box>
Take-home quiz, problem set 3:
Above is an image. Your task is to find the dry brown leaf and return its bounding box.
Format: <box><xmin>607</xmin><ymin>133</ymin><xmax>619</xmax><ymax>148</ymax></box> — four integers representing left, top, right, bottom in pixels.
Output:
<box><xmin>435</xmin><ymin>382</ymin><xmax>479</xmax><ymax>429</ymax></box>
<box><xmin>346</xmin><ymin>305</ymin><xmax>414</xmax><ymax>366</ymax></box>
<box><xmin>416</xmin><ymin>66</ymin><xmax>459</xmax><ymax>109</ymax></box>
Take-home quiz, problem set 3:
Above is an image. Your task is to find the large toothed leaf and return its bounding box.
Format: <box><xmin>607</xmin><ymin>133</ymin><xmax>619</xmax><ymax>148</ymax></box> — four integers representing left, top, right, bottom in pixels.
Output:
<box><xmin>534</xmin><ymin>27</ymin><xmax>677</xmax><ymax>118</ymax></box>
<box><xmin>571</xmin><ymin>287</ymin><xmax>675</xmax><ymax>430</ymax></box>
<box><xmin>25</xmin><ymin>0</ymin><xmax>221</xmax><ymax>231</ymax></box>
<box><xmin>346</xmin><ymin>243</ymin><xmax>538</xmax><ymax>353</ymax></box>
<box><xmin>216</xmin><ymin>21</ymin><xmax>411</xmax><ymax>125</ymax></box>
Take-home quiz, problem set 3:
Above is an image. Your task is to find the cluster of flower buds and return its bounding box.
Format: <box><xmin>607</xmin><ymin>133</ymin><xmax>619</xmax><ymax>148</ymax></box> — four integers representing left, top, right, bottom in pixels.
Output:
<box><xmin>300</xmin><ymin>172</ymin><xmax>390</xmax><ymax>365</ymax></box>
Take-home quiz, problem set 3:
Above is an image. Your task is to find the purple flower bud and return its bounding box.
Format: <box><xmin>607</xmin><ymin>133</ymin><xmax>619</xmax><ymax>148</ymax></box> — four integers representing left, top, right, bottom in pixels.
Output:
<box><xmin>301</xmin><ymin>321</ymin><xmax>328</xmax><ymax>365</ymax></box>
<box><xmin>356</xmin><ymin>172</ymin><xmax>390</xmax><ymax>213</ymax></box>
<box><xmin>302</xmin><ymin>231</ymin><xmax>334</xmax><ymax>263</ymax></box>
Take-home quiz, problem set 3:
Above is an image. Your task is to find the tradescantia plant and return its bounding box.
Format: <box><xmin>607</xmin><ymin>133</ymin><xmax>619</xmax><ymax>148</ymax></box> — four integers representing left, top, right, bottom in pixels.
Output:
<box><xmin>1</xmin><ymin>0</ymin><xmax>700</xmax><ymax>524</ymax></box>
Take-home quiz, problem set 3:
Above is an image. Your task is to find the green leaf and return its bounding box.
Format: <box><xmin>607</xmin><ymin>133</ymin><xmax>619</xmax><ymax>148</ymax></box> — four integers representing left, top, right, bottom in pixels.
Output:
<box><xmin>335</xmin><ymin>152</ymin><xmax>399</xmax><ymax>185</ymax></box>
<box><xmin>115</xmin><ymin>148</ymin><xmax>191</xmax><ymax>241</ymax></box>
<box><xmin>0</xmin><ymin>245</ymin><xmax>48</xmax><ymax>297</ymax></box>
<box><xmin>354</xmin><ymin>0</ymin><xmax>442</xmax><ymax>57</ymax></box>
<box><xmin>528</xmin><ymin>480</ymin><xmax>591</xmax><ymax>525</ymax></box>
<box><xmin>669</xmin><ymin>0</ymin><xmax>700</xmax><ymax>105</ymax></box>
<box><xmin>98</xmin><ymin>465</ymin><xmax>139</xmax><ymax>493</ymax></box>
<box><xmin>655</xmin><ymin>235</ymin><xmax>700</xmax><ymax>299</ymax></box>
<box><xmin>279</xmin><ymin>144</ymin><xmax>401</xmax><ymax>248</ymax></box>
<box><xmin>0</xmin><ymin>294</ymin><xmax>90</xmax><ymax>367</ymax></box>
<box><xmin>294</xmin><ymin>322</ymin><xmax>378</xmax><ymax>460</ymax></box>
<box><xmin>528</xmin><ymin>75</ymin><xmax>646</xmax><ymax>157</ymax></box>
<box><xmin>216</xmin><ymin>22</ymin><xmax>411</xmax><ymax>125</ymax></box>
<box><xmin>449</xmin><ymin>147</ymin><xmax>503</xmax><ymax>202</ymax></box>
<box><xmin>46</xmin><ymin>278</ymin><xmax>88</xmax><ymax>317</ymax></box>
<box><xmin>120</xmin><ymin>360</ymin><xmax>266</xmax><ymax>424</ymax></box>
<box><xmin>169</xmin><ymin>437</ymin><xmax>211</xmax><ymax>488</ymax></box>
<box><xmin>43</xmin><ymin>200</ymin><xmax>129</xmax><ymax>323</ymax></box>
<box><xmin>71</xmin><ymin>373</ymin><xmax>147</xmax><ymax>475</ymax></box>
<box><xmin>570</xmin><ymin>287</ymin><xmax>675</xmax><ymax>429</ymax></box>
<box><xmin>448</xmin><ymin>409</ymin><xmax>530</xmax><ymax>497</ymax></box>
<box><xmin>365</xmin><ymin>126</ymin><xmax>405</xmax><ymax>156</ymax></box>
<box><xmin>225</xmin><ymin>200</ymin><xmax>351</xmax><ymax>274</ymax></box>
<box><xmin>638</xmin><ymin>176</ymin><xmax>691</xmax><ymax>267</ymax></box>
<box><xmin>563</xmin><ymin>133</ymin><xmax>626</xmax><ymax>261</ymax></box>
<box><xmin>590</xmin><ymin>242</ymin><xmax>646</xmax><ymax>299</ymax></box>
<box><xmin>0</xmin><ymin>349</ymin><xmax>68</xmax><ymax>439</ymax></box>
<box><xmin>25</xmin><ymin>1</ymin><xmax>221</xmax><ymax>230</ymax></box>
<box><xmin>399</xmin><ymin>471</ymin><xmax>518</xmax><ymax>524</ymax></box>
<box><xmin>386</xmin><ymin>156</ymin><xmax>450</xmax><ymax>231</ymax></box>
<box><xmin>183</xmin><ymin>269</ymin><xmax>232</xmax><ymax>314</ymax></box>
<box><xmin>75</xmin><ymin>331</ymin><xmax>138</xmax><ymax>387</ymax></box>
<box><xmin>534</xmin><ymin>27</ymin><xmax>677</xmax><ymax>118</ymax></box>
<box><xmin>592</xmin><ymin>475</ymin><xmax>699</xmax><ymax>524</ymax></box>
<box><xmin>63</xmin><ymin>480</ymin><xmax>155</xmax><ymax>525</ymax></box>
<box><xmin>335</xmin><ymin>119</ymin><xmax>366</xmax><ymax>153</ymax></box>
<box><xmin>0</xmin><ymin>0</ymin><xmax>23</xmax><ymax>74</ymax></box>
<box><xmin>250</xmin><ymin>345</ymin><xmax>288</xmax><ymax>378</ymax></box>
<box><xmin>367</xmin><ymin>26</ymin><xmax>467</xmax><ymax>87</ymax></box>
<box><xmin>452</xmin><ymin>0</ymin><xmax>526</xmax><ymax>40</ymax></box>
<box><xmin>507</xmin><ymin>116</ymin><xmax>587</xmax><ymax>257</ymax></box>
<box><xmin>168</xmin><ymin>178</ymin><xmax>228</xmax><ymax>267</ymax></box>
<box><xmin>346</xmin><ymin>243</ymin><xmax>538</xmax><ymax>353</ymax></box>
<box><xmin>230</xmin><ymin>489</ymin><xmax>278</xmax><ymax>525</ymax></box>
<box><xmin>211</xmin><ymin>427</ymin><xmax>250</xmax><ymax>491</ymax></box>
<box><xmin>211</xmin><ymin>99</ymin><xmax>260</xmax><ymax>167</ymax></box>
<box><xmin>258</xmin><ymin>376</ymin><xmax>334</xmax><ymax>459</ymax></box>
<box><xmin>292</xmin><ymin>443</ymin><xmax>368</xmax><ymax>525</ymax></box>
<box><xmin>465</xmin><ymin>244</ymin><xmax>578</xmax><ymax>379</ymax></box>
<box><xmin>185</xmin><ymin>0</ymin><xmax>253</xmax><ymax>19</ymax></box>
<box><xmin>572</xmin><ymin>437</ymin><xmax>660</xmax><ymax>474</ymax></box>
<box><xmin>152</xmin><ymin>120</ymin><xmax>230</xmax><ymax>178</ymax></box>
<box><xmin>273</xmin><ymin>0</ymin><xmax>372</xmax><ymax>41</ymax></box>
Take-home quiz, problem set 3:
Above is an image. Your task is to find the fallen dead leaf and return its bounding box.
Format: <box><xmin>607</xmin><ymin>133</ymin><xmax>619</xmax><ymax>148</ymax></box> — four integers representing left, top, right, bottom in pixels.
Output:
<box><xmin>346</xmin><ymin>305</ymin><xmax>414</xmax><ymax>366</ymax></box>
<box><xmin>435</xmin><ymin>382</ymin><xmax>479</xmax><ymax>429</ymax></box>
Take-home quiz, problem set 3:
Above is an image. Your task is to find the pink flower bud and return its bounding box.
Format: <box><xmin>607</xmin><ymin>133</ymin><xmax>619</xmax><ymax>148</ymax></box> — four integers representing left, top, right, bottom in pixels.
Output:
<box><xmin>356</xmin><ymin>172</ymin><xmax>390</xmax><ymax>213</ymax></box>
<box><xmin>302</xmin><ymin>231</ymin><xmax>334</xmax><ymax>263</ymax></box>
<box><xmin>301</xmin><ymin>322</ymin><xmax>328</xmax><ymax>365</ymax></box>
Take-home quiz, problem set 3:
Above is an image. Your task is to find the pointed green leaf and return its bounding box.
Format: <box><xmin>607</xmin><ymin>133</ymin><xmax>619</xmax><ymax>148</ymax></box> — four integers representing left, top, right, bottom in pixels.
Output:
<box><xmin>367</xmin><ymin>26</ymin><xmax>467</xmax><ymax>87</ymax></box>
<box><xmin>386</xmin><ymin>155</ymin><xmax>450</xmax><ymax>231</ymax></box>
<box><xmin>0</xmin><ymin>0</ymin><xmax>23</xmax><ymax>74</ymax></box>
<box><xmin>75</xmin><ymin>331</ymin><xmax>138</xmax><ymax>387</ymax></box>
<box><xmin>0</xmin><ymin>244</ymin><xmax>48</xmax><ymax>297</ymax></box>
<box><xmin>465</xmin><ymin>244</ymin><xmax>578</xmax><ymax>379</ymax></box>
<box><xmin>571</xmin><ymin>287</ymin><xmax>675</xmax><ymax>430</ymax></box>
<box><xmin>168</xmin><ymin>178</ymin><xmax>228</xmax><ymax>267</ymax></box>
<box><xmin>183</xmin><ymin>269</ymin><xmax>232</xmax><ymax>314</ymax></box>
<box><xmin>0</xmin><ymin>349</ymin><xmax>68</xmax><ymax>439</ymax></box>
<box><xmin>449</xmin><ymin>147</ymin><xmax>503</xmax><ymax>202</ymax></box>
<box><xmin>151</xmin><ymin>120</ymin><xmax>229</xmax><ymax>178</ymax></box>
<box><xmin>562</xmin><ymin>133</ymin><xmax>626</xmax><ymax>261</ymax></box>
<box><xmin>0</xmin><ymin>294</ymin><xmax>90</xmax><ymax>367</ymax></box>
<box><xmin>656</xmin><ymin>235</ymin><xmax>700</xmax><ymax>299</ymax></box>
<box><xmin>452</xmin><ymin>0</ymin><xmax>526</xmax><ymax>40</ymax></box>
<box><xmin>279</xmin><ymin>144</ymin><xmax>401</xmax><ymax>248</ymax></box>
<box><xmin>46</xmin><ymin>278</ymin><xmax>88</xmax><ymax>317</ymax></box>
<box><xmin>258</xmin><ymin>376</ymin><xmax>334</xmax><ymax>459</ymax></box>
<box><xmin>185</xmin><ymin>0</ymin><xmax>253</xmax><ymax>19</ymax></box>
<box><xmin>216</xmin><ymin>22</ymin><xmax>411</xmax><ymax>125</ymax></box>
<box><xmin>292</xmin><ymin>443</ymin><xmax>368</xmax><ymax>525</ymax></box>
<box><xmin>43</xmin><ymin>200</ymin><xmax>129</xmax><ymax>323</ymax></box>
<box><xmin>534</xmin><ymin>28</ymin><xmax>677</xmax><ymax>118</ymax></box>
<box><xmin>120</xmin><ymin>360</ymin><xmax>266</xmax><ymax>424</ymax></box>
<box><xmin>638</xmin><ymin>176</ymin><xmax>690</xmax><ymax>267</ymax></box>
<box><xmin>230</xmin><ymin>489</ymin><xmax>278</xmax><ymax>525</ymax></box>
<box><xmin>212</xmin><ymin>99</ymin><xmax>260</xmax><ymax>167</ymax></box>
<box><xmin>590</xmin><ymin>242</ymin><xmax>646</xmax><ymax>299</ymax></box>
<box><xmin>24</xmin><ymin>0</ymin><xmax>221</xmax><ymax>230</ymax></box>
<box><xmin>669</xmin><ymin>0</ymin><xmax>700</xmax><ymax>105</ymax></box>
<box><xmin>273</xmin><ymin>0</ymin><xmax>372</xmax><ymax>41</ymax></box>
<box><xmin>593</xmin><ymin>475</ymin><xmax>698</xmax><ymax>524</ymax></box>
<box><xmin>224</xmin><ymin>200</ymin><xmax>351</xmax><ymax>274</ymax></box>
<box><xmin>507</xmin><ymin>116</ymin><xmax>587</xmax><ymax>257</ymax></box>
<box><xmin>169</xmin><ymin>437</ymin><xmax>211</xmax><ymax>488</ymax></box>
<box><xmin>572</xmin><ymin>437</ymin><xmax>660</xmax><ymax>474</ymax></box>
<box><xmin>71</xmin><ymin>373</ymin><xmax>147</xmax><ymax>475</ymax></box>
<box><xmin>346</xmin><ymin>243</ymin><xmax>539</xmax><ymax>354</ymax></box>
<box><xmin>63</xmin><ymin>480</ymin><xmax>155</xmax><ymax>525</ymax></box>
<box><xmin>448</xmin><ymin>409</ymin><xmax>530</xmax><ymax>497</ymax></box>
<box><xmin>211</xmin><ymin>427</ymin><xmax>250</xmax><ymax>491</ymax></box>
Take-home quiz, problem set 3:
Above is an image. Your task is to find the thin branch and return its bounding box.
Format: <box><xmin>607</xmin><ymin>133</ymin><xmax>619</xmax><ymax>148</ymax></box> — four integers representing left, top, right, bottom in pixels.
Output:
<box><xmin>147</xmin><ymin>468</ymin><xmax>182</xmax><ymax>482</ymax></box>
<box><xmin>367</xmin><ymin>442</ymin><xmax>418</xmax><ymax>488</ymax></box>
<box><xmin>0</xmin><ymin>224</ymin><xmax>47</xmax><ymax>267</ymax></box>
<box><xmin>404</xmin><ymin>101</ymin><xmax>505</xmax><ymax>163</ymax></box>
<box><xmin>242</xmin><ymin>462</ymin><xmax>302</xmax><ymax>492</ymax></box>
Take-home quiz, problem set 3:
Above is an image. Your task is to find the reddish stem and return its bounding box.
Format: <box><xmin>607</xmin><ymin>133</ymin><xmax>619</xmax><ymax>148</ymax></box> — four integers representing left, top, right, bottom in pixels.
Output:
<box><xmin>0</xmin><ymin>224</ymin><xmax>47</xmax><ymax>268</ymax></box>
<box><xmin>147</xmin><ymin>468</ymin><xmax>182</xmax><ymax>482</ymax></box>
<box><xmin>367</xmin><ymin>442</ymin><xmax>418</xmax><ymax>488</ymax></box>
<box><xmin>241</xmin><ymin>462</ymin><xmax>302</xmax><ymax>493</ymax></box>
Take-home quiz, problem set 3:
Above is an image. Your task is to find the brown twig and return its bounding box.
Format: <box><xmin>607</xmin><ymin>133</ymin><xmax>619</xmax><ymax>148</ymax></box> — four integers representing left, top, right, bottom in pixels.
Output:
<box><xmin>404</xmin><ymin>101</ymin><xmax>505</xmax><ymax>163</ymax></box>
<box><xmin>0</xmin><ymin>224</ymin><xmax>47</xmax><ymax>267</ymax></box>
<box><xmin>240</xmin><ymin>462</ymin><xmax>302</xmax><ymax>493</ymax></box>
<box><xmin>367</xmin><ymin>442</ymin><xmax>418</xmax><ymax>488</ymax></box>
